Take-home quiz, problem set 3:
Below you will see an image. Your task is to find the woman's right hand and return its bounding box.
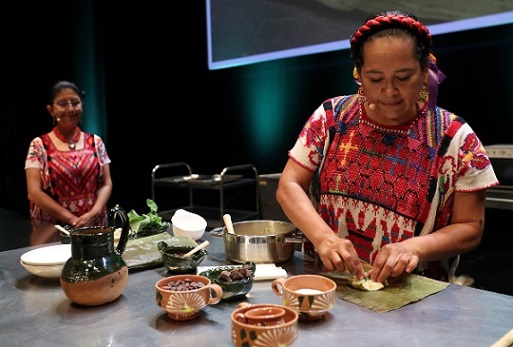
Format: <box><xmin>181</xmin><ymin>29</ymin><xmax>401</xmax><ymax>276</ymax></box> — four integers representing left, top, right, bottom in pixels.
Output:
<box><xmin>316</xmin><ymin>234</ymin><xmax>366</xmax><ymax>279</ymax></box>
<box><xmin>276</xmin><ymin>159</ymin><xmax>366</xmax><ymax>279</ymax></box>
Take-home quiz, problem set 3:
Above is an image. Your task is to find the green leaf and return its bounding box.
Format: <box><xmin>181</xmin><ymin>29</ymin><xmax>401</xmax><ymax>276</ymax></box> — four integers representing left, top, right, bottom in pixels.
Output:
<box><xmin>128</xmin><ymin>199</ymin><xmax>170</xmax><ymax>233</ymax></box>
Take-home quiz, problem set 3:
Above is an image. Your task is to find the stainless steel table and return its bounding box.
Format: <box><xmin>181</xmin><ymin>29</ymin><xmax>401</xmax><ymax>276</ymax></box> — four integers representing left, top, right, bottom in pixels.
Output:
<box><xmin>1</xmin><ymin>232</ymin><xmax>512</xmax><ymax>347</ymax></box>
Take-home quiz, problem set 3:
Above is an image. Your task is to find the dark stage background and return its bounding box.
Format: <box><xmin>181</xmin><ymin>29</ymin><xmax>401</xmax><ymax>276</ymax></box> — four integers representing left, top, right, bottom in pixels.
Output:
<box><xmin>1</xmin><ymin>1</ymin><xmax>513</xmax><ymax>217</ymax></box>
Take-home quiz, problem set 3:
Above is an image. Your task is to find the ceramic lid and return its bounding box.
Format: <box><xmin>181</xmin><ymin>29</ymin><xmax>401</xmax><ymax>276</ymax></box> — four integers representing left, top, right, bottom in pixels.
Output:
<box><xmin>20</xmin><ymin>244</ymin><xmax>71</xmax><ymax>265</ymax></box>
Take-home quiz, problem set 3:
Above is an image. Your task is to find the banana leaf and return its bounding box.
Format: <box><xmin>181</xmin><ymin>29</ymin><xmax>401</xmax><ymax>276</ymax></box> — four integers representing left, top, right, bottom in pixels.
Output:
<box><xmin>122</xmin><ymin>233</ymin><xmax>198</xmax><ymax>269</ymax></box>
<box><xmin>324</xmin><ymin>270</ymin><xmax>449</xmax><ymax>313</ymax></box>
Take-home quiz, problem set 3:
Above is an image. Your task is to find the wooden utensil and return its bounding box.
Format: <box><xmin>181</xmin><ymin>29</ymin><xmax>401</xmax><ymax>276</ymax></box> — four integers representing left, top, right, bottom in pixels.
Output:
<box><xmin>491</xmin><ymin>328</ymin><xmax>513</xmax><ymax>347</ymax></box>
<box><xmin>183</xmin><ymin>240</ymin><xmax>210</xmax><ymax>257</ymax></box>
<box><xmin>55</xmin><ymin>225</ymin><xmax>70</xmax><ymax>236</ymax></box>
<box><xmin>223</xmin><ymin>214</ymin><xmax>235</xmax><ymax>234</ymax></box>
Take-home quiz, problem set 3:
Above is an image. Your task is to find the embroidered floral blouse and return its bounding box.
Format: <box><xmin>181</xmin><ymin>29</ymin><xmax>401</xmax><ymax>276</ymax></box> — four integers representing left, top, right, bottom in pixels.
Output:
<box><xmin>289</xmin><ymin>94</ymin><xmax>499</xmax><ymax>281</ymax></box>
<box><xmin>25</xmin><ymin>132</ymin><xmax>111</xmax><ymax>225</ymax></box>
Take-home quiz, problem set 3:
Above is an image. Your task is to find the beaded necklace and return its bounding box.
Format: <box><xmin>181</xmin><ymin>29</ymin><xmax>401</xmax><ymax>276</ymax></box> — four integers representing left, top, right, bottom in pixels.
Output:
<box><xmin>357</xmin><ymin>99</ymin><xmax>423</xmax><ymax>136</ymax></box>
<box><xmin>53</xmin><ymin>126</ymin><xmax>81</xmax><ymax>150</ymax></box>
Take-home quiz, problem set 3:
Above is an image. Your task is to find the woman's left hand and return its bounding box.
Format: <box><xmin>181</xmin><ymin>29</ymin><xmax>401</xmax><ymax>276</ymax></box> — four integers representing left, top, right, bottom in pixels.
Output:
<box><xmin>370</xmin><ymin>242</ymin><xmax>419</xmax><ymax>283</ymax></box>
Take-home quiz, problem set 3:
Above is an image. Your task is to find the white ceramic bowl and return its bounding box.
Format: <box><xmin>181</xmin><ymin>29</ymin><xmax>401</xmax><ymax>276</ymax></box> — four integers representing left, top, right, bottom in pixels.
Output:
<box><xmin>20</xmin><ymin>244</ymin><xmax>71</xmax><ymax>278</ymax></box>
<box><xmin>171</xmin><ymin>209</ymin><xmax>207</xmax><ymax>240</ymax></box>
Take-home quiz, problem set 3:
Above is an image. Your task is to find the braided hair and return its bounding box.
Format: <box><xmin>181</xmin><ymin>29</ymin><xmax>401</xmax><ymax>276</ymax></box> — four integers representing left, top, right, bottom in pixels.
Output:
<box><xmin>350</xmin><ymin>10</ymin><xmax>433</xmax><ymax>72</ymax></box>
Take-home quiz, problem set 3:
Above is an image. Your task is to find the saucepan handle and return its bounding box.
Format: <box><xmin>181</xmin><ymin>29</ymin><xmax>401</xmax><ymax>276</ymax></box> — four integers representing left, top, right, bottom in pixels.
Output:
<box><xmin>284</xmin><ymin>230</ymin><xmax>305</xmax><ymax>244</ymax></box>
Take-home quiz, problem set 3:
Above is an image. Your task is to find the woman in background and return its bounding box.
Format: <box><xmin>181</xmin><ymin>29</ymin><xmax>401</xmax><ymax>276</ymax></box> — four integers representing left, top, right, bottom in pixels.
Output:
<box><xmin>276</xmin><ymin>11</ymin><xmax>499</xmax><ymax>284</ymax></box>
<box><xmin>25</xmin><ymin>81</ymin><xmax>112</xmax><ymax>243</ymax></box>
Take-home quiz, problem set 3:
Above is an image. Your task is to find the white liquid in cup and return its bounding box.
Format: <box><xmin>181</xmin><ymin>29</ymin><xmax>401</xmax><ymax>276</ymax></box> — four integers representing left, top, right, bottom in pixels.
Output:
<box><xmin>294</xmin><ymin>288</ymin><xmax>323</xmax><ymax>295</ymax></box>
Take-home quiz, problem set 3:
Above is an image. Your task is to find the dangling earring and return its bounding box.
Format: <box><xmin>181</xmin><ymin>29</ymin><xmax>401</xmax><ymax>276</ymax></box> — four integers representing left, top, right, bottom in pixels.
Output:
<box><xmin>358</xmin><ymin>86</ymin><xmax>367</xmax><ymax>104</ymax></box>
<box><xmin>418</xmin><ymin>72</ymin><xmax>429</xmax><ymax>103</ymax></box>
<box><xmin>353</xmin><ymin>67</ymin><xmax>361</xmax><ymax>81</ymax></box>
<box><xmin>418</xmin><ymin>85</ymin><xmax>428</xmax><ymax>103</ymax></box>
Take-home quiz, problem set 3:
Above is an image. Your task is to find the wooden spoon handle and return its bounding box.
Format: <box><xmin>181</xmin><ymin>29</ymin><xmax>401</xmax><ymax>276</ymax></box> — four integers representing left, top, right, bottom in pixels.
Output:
<box><xmin>183</xmin><ymin>240</ymin><xmax>209</xmax><ymax>257</ymax></box>
<box><xmin>55</xmin><ymin>225</ymin><xmax>70</xmax><ymax>235</ymax></box>
<box><xmin>223</xmin><ymin>214</ymin><xmax>235</xmax><ymax>234</ymax></box>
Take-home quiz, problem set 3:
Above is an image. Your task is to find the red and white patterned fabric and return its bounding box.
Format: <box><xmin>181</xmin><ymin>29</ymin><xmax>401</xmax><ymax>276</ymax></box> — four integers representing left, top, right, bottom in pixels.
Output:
<box><xmin>289</xmin><ymin>94</ymin><xmax>499</xmax><ymax>281</ymax></box>
<box><xmin>25</xmin><ymin>132</ymin><xmax>111</xmax><ymax>227</ymax></box>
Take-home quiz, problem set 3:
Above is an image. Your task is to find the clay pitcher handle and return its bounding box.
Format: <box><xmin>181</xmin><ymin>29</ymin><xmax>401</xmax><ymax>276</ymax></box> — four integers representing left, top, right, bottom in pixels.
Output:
<box><xmin>109</xmin><ymin>204</ymin><xmax>130</xmax><ymax>255</ymax></box>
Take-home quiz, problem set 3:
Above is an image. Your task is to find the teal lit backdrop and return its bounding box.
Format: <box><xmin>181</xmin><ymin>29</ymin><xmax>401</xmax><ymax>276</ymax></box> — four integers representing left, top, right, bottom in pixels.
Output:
<box><xmin>241</xmin><ymin>60</ymin><xmax>299</xmax><ymax>164</ymax></box>
<box><xmin>72</xmin><ymin>1</ymin><xmax>108</xmax><ymax>143</ymax></box>
<box><xmin>238</xmin><ymin>56</ymin><xmax>355</xmax><ymax>169</ymax></box>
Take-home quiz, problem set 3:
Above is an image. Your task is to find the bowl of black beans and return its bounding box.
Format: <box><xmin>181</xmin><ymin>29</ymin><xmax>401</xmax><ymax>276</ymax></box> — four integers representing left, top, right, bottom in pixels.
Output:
<box><xmin>199</xmin><ymin>261</ymin><xmax>255</xmax><ymax>301</ymax></box>
<box><xmin>155</xmin><ymin>274</ymin><xmax>223</xmax><ymax>321</ymax></box>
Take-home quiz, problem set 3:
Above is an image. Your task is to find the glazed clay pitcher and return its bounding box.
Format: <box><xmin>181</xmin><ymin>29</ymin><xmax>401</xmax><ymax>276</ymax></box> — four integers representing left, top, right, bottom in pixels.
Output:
<box><xmin>60</xmin><ymin>205</ymin><xmax>130</xmax><ymax>306</ymax></box>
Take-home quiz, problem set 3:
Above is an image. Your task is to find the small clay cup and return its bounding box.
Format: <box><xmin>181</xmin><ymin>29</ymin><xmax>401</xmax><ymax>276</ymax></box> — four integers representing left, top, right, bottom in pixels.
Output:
<box><xmin>231</xmin><ymin>303</ymin><xmax>298</xmax><ymax>347</ymax></box>
<box><xmin>234</xmin><ymin>306</ymin><xmax>286</xmax><ymax>326</ymax></box>
<box><xmin>155</xmin><ymin>274</ymin><xmax>223</xmax><ymax>321</ymax></box>
<box><xmin>272</xmin><ymin>274</ymin><xmax>336</xmax><ymax>321</ymax></box>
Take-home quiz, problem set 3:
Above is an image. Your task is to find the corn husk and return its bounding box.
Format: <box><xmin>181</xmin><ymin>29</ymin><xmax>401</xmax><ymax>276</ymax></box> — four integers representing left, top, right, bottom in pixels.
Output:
<box><xmin>350</xmin><ymin>277</ymin><xmax>384</xmax><ymax>291</ymax></box>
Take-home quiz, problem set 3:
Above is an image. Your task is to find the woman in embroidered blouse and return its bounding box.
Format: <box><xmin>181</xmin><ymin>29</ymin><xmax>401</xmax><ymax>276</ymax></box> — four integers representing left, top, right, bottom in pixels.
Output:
<box><xmin>25</xmin><ymin>81</ymin><xmax>112</xmax><ymax>243</ymax></box>
<box><xmin>276</xmin><ymin>11</ymin><xmax>499</xmax><ymax>283</ymax></box>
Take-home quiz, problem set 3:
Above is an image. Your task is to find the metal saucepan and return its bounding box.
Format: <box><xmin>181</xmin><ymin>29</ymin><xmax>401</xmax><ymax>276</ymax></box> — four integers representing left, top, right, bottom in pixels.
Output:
<box><xmin>210</xmin><ymin>220</ymin><xmax>305</xmax><ymax>264</ymax></box>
